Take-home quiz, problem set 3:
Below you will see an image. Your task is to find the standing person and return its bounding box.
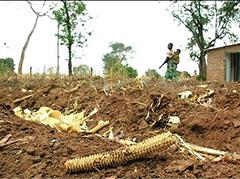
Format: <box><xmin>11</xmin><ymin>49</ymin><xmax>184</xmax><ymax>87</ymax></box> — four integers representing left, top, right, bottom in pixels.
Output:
<box><xmin>164</xmin><ymin>43</ymin><xmax>175</xmax><ymax>81</ymax></box>
<box><xmin>165</xmin><ymin>47</ymin><xmax>181</xmax><ymax>81</ymax></box>
<box><xmin>159</xmin><ymin>43</ymin><xmax>174</xmax><ymax>70</ymax></box>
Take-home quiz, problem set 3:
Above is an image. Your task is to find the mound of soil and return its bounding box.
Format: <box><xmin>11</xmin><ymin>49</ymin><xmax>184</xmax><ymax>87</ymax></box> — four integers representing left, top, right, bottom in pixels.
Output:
<box><xmin>0</xmin><ymin>77</ymin><xmax>240</xmax><ymax>178</ymax></box>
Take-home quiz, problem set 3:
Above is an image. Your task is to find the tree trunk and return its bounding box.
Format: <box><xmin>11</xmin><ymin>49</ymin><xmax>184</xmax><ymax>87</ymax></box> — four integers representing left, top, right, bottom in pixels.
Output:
<box><xmin>68</xmin><ymin>44</ymin><xmax>72</xmax><ymax>75</ymax></box>
<box><xmin>56</xmin><ymin>23</ymin><xmax>60</xmax><ymax>75</ymax></box>
<box><xmin>43</xmin><ymin>65</ymin><xmax>46</xmax><ymax>75</ymax></box>
<box><xmin>30</xmin><ymin>66</ymin><xmax>32</xmax><ymax>77</ymax></box>
<box><xmin>18</xmin><ymin>14</ymin><xmax>39</xmax><ymax>75</ymax></box>
<box><xmin>63</xmin><ymin>0</ymin><xmax>73</xmax><ymax>76</ymax></box>
<box><xmin>199</xmin><ymin>51</ymin><xmax>207</xmax><ymax>80</ymax></box>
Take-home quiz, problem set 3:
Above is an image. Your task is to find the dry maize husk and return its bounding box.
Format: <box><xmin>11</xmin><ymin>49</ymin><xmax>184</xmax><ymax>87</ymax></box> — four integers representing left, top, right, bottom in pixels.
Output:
<box><xmin>13</xmin><ymin>106</ymin><xmax>99</xmax><ymax>133</ymax></box>
<box><xmin>65</xmin><ymin>131</ymin><xmax>176</xmax><ymax>173</ymax></box>
<box><xmin>87</xmin><ymin>120</ymin><xmax>110</xmax><ymax>134</ymax></box>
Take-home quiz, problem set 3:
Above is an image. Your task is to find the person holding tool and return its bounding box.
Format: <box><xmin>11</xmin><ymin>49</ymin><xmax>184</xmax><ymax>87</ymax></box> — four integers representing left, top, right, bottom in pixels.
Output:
<box><xmin>159</xmin><ymin>43</ymin><xmax>180</xmax><ymax>81</ymax></box>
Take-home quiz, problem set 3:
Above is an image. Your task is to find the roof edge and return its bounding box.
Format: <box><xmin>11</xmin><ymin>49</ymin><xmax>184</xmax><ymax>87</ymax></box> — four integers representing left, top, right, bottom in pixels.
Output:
<box><xmin>207</xmin><ymin>42</ymin><xmax>240</xmax><ymax>52</ymax></box>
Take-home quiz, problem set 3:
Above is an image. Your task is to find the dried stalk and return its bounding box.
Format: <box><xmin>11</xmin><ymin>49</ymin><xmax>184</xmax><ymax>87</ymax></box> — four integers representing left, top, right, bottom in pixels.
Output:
<box><xmin>187</xmin><ymin>143</ymin><xmax>227</xmax><ymax>156</ymax></box>
<box><xmin>64</xmin><ymin>84</ymin><xmax>81</xmax><ymax>93</ymax></box>
<box><xmin>13</xmin><ymin>94</ymin><xmax>34</xmax><ymax>104</ymax></box>
<box><xmin>0</xmin><ymin>134</ymin><xmax>12</xmax><ymax>145</ymax></box>
<box><xmin>174</xmin><ymin>134</ymin><xmax>205</xmax><ymax>160</ymax></box>
<box><xmin>87</xmin><ymin>120</ymin><xmax>110</xmax><ymax>134</ymax></box>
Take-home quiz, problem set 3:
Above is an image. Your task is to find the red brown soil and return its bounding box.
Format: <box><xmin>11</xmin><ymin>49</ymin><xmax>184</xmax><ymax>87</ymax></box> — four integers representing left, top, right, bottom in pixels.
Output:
<box><xmin>0</xmin><ymin>77</ymin><xmax>240</xmax><ymax>178</ymax></box>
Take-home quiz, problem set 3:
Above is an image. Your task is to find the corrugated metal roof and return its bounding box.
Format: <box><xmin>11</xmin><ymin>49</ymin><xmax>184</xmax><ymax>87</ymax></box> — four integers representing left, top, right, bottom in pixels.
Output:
<box><xmin>207</xmin><ymin>42</ymin><xmax>240</xmax><ymax>52</ymax></box>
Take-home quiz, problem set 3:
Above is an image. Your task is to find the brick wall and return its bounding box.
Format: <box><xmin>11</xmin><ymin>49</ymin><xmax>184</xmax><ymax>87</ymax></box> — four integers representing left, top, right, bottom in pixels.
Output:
<box><xmin>207</xmin><ymin>44</ymin><xmax>240</xmax><ymax>82</ymax></box>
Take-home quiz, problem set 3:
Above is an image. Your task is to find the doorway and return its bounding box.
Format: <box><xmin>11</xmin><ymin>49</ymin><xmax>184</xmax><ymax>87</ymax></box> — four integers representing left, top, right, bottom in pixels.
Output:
<box><xmin>225</xmin><ymin>53</ymin><xmax>240</xmax><ymax>82</ymax></box>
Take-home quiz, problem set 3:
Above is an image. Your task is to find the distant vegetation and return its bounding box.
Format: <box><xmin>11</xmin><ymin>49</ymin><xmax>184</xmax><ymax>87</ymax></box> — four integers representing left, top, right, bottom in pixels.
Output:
<box><xmin>102</xmin><ymin>42</ymin><xmax>138</xmax><ymax>79</ymax></box>
<box><xmin>73</xmin><ymin>64</ymin><xmax>92</xmax><ymax>78</ymax></box>
<box><xmin>0</xmin><ymin>58</ymin><xmax>14</xmax><ymax>75</ymax></box>
<box><xmin>3</xmin><ymin>1</ymin><xmax>239</xmax><ymax>81</ymax></box>
<box><xmin>145</xmin><ymin>68</ymin><xmax>161</xmax><ymax>79</ymax></box>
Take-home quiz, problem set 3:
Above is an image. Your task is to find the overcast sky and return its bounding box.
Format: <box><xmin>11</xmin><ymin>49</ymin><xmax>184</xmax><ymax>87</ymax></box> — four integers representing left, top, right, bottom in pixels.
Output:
<box><xmin>0</xmin><ymin>1</ymin><xmax>201</xmax><ymax>76</ymax></box>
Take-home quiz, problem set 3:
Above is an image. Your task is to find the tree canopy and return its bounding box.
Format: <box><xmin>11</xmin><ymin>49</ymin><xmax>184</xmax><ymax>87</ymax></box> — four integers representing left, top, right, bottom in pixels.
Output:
<box><xmin>0</xmin><ymin>57</ymin><xmax>14</xmax><ymax>75</ymax></box>
<box><xmin>102</xmin><ymin>42</ymin><xmax>138</xmax><ymax>78</ymax></box>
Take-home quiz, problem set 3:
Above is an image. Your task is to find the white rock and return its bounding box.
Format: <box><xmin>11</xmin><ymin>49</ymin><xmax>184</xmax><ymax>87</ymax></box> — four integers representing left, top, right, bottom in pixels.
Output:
<box><xmin>168</xmin><ymin>116</ymin><xmax>181</xmax><ymax>124</ymax></box>
<box><xmin>24</xmin><ymin>109</ymin><xmax>32</xmax><ymax>114</ymax></box>
<box><xmin>21</xmin><ymin>89</ymin><xmax>27</xmax><ymax>93</ymax></box>
<box><xmin>178</xmin><ymin>90</ymin><xmax>192</xmax><ymax>99</ymax></box>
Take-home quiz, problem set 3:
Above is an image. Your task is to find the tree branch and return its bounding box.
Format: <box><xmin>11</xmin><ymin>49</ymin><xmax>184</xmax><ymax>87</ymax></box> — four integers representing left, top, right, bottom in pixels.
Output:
<box><xmin>39</xmin><ymin>2</ymin><xmax>58</xmax><ymax>17</ymax></box>
<box><xmin>26</xmin><ymin>0</ymin><xmax>57</xmax><ymax>17</ymax></box>
<box><xmin>183</xmin><ymin>5</ymin><xmax>201</xmax><ymax>30</ymax></box>
<box><xmin>26</xmin><ymin>0</ymin><xmax>39</xmax><ymax>15</ymax></box>
<box><xmin>214</xmin><ymin>1</ymin><xmax>218</xmax><ymax>40</ymax></box>
<box><xmin>182</xmin><ymin>4</ymin><xmax>205</xmax><ymax>49</ymax></box>
<box><xmin>40</xmin><ymin>0</ymin><xmax>47</xmax><ymax>13</ymax></box>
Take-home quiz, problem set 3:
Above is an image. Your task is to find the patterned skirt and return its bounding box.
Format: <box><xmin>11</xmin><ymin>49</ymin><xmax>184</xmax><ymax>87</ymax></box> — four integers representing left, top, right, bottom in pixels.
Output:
<box><xmin>164</xmin><ymin>61</ymin><xmax>178</xmax><ymax>80</ymax></box>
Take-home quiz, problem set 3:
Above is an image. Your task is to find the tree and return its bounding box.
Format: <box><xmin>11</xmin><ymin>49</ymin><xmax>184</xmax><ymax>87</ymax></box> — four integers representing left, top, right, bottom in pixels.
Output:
<box><xmin>122</xmin><ymin>64</ymin><xmax>138</xmax><ymax>78</ymax></box>
<box><xmin>102</xmin><ymin>42</ymin><xmax>137</xmax><ymax>78</ymax></box>
<box><xmin>0</xmin><ymin>58</ymin><xmax>14</xmax><ymax>75</ymax></box>
<box><xmin>45</xmin><ymin>3</ymin><xmax>60</xmax><ymax>75</ymax></box>
<box><xmin>52</xmin><ymin>0</ymin><xmax>92</xmax><ymax>76</ymax></box>
<box><xmin>145</xmin><ymin>68</ymin><xmax>161</xmax><ymax>79</ymax></box>
<box><xmin>168</xmin><ymin>1</ymin><xmax>240</xmax><ymax>80</ymax></box>
<box><xmin>18</xmin><ymin>1</ymin><xmax>55</xmax><ymax>75</ymax></box>
<box><xmin>109</xmin><ymin>42</ymin><xmax>133</xmax><ymax>62</ymax></box>
<box><xmin>102</xmin><ymin>53</ymin><xmax>121</xmax><ymax>77</ymax></box>
<box><xmin>56</xmin><ymin>22</ymin><xmax>60</xmax><ymax>75</ymax></box>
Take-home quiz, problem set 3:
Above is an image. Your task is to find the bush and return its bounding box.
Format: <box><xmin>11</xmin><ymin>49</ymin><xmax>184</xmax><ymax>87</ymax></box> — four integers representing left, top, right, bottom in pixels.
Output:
<box><xmin>145</xmin><ymin>69</ymin><xmax>161</xmax><ymax>79</ymax></box>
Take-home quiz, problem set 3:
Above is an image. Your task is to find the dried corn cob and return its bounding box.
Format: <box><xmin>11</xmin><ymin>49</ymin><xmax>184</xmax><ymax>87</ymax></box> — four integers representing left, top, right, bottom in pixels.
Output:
<box><xmin>65</xmin><ymin>131</ymin><xmax>176</xmax><ymax>173</ymax></box>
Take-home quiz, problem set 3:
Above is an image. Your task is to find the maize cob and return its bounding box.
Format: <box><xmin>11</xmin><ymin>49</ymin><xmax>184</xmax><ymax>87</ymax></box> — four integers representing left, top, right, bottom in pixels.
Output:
<box><xmin>65</xmin><ymin>131</ymin><xmax>176</xmax><ymax>173</ymax></box>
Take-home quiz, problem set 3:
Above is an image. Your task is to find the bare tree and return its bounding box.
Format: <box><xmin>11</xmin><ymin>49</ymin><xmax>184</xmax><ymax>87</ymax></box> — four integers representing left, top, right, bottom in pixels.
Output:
<box><xmin>56</xmin><ymin>22</ymin><xmax>60</xmax><ymax>75</ymax></box>
<box><xmin>45</xmin><ymin>5</ymin><xmax>61</xmax><ymax>76</ymax></box>
<box><xmin>18</xmin><ymin>1</ymin><xmax>55</xmax><ymax>75</ymax></box>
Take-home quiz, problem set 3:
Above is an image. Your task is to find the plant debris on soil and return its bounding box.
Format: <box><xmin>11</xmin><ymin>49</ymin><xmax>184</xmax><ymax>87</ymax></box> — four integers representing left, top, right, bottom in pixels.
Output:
<box><xmin>0</xmin><ymin>77</ymin><xmax>240</xmax><ymax>178</ymax></box>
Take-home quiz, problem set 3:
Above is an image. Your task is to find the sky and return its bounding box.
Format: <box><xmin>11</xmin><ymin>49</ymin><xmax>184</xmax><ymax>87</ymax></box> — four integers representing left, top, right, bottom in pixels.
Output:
<box><xmin>0</xmin><ymin>1</ymin><xmax>202</xmax><ymax>76</ymax></box>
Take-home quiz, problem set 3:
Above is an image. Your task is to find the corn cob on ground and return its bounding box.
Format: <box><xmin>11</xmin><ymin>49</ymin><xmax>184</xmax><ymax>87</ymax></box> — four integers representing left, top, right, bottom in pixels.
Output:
<box><xmin>65</xmin><ymin>131</ymin><xmax>176</xmax><ymax>173</ymax></box>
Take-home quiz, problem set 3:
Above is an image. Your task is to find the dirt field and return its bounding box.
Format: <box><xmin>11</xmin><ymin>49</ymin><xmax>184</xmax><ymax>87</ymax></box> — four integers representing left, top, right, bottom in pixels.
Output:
<box><xmin>0</xmin><ymin>77</ymin><xmax>240</xmax><ymax>178</ymax></box>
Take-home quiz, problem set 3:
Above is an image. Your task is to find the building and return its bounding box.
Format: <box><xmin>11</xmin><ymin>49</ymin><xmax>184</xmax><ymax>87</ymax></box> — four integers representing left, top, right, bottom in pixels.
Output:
<box><xmin>207</xmin><ymin>43</ymin><xmax>240</xmax><ymax>82</ymax></box>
